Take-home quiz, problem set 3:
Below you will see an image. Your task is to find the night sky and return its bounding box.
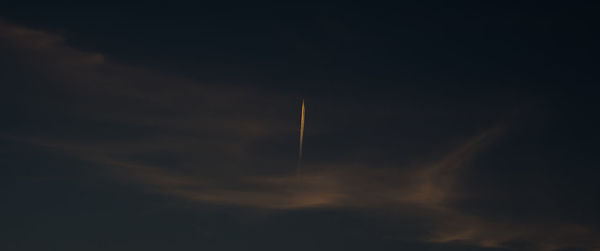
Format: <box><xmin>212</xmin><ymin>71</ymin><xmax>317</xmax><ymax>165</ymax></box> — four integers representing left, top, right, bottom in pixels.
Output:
<box><xmin>1</xmin><ymin>3</ymin><xmax>600</xmax><ymax>251</ymax></box>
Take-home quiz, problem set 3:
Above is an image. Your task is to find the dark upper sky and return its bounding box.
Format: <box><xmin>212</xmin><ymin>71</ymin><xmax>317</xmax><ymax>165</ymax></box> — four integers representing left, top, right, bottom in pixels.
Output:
<box><xmin>1</xmin><ymin>2</ymin><xmax>599</xmax><ymax>251</ymax></box>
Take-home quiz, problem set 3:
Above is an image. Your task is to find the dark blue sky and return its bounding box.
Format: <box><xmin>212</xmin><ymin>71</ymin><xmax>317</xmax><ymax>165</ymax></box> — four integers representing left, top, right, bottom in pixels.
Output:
<box><xmin>1</xmin><ymin>2</ymin><xmax>599</xmax><ymax>251</ymax></box>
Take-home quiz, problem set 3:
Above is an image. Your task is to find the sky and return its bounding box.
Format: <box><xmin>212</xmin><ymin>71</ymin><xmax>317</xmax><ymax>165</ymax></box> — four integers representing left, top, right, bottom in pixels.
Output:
<box><xmin>1</xmin><ymin>2</ymin><xmax>599</xmax><ymax>251</ymax></box>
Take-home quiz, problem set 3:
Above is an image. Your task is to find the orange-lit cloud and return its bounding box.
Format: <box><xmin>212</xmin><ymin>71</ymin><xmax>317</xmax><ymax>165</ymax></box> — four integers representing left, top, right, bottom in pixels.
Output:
<box><xmin>2</xmin><ymin>21</ymin><xmax>599</xmax><ymax>251</ymax></box>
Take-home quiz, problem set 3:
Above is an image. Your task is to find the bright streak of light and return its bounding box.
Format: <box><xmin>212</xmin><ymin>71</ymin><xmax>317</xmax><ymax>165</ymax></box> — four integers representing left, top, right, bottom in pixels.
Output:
<box><xmin>298</xmin><ymin>99</ymin><xmax>305</xmax><ymax>163</ymax></box>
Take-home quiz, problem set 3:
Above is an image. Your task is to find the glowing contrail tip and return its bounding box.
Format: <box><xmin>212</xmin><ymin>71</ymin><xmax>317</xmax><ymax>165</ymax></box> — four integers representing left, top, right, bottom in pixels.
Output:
<box><xmin>298</xmin><ymin>99</ymin><xmax>305</xmax><ymax>163</ymax></box>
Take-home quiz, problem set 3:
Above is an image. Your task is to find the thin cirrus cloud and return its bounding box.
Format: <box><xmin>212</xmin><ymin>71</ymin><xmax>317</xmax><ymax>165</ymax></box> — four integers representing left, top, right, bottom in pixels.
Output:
<box><xmin>1</xmin><ymin>21</ymin><xmax>599</xmax><ymax>251</ymax></box>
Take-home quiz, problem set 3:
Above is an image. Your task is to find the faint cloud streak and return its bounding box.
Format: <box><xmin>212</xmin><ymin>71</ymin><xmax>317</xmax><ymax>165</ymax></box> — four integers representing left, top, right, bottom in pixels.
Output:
<box><xmin>2</xmin><ymin>20</ymin><xmax>599</xmax><ymax>251</ymax></box>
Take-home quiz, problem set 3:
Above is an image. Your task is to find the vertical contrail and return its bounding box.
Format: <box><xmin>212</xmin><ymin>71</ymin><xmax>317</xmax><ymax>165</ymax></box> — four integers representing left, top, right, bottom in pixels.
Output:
<box><xmin>298</xmin><ymin>98</ymin><xmax>306</xmax><ymax>164</ymax></box>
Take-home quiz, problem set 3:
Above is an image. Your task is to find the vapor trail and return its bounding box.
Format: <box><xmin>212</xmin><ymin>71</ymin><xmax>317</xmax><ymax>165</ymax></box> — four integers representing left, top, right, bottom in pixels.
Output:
<box><xmin>298</xmin><ymin>99</ymin><xmax>305</xmax><ymax>164</ymax></box>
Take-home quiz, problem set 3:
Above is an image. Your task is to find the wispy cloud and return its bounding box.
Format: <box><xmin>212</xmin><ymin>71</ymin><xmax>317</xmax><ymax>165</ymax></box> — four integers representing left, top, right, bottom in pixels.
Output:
<box><xmin>2</xmin><ymin>21</ymin><xmax>599</xmax><ymax>251</ymax></box>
